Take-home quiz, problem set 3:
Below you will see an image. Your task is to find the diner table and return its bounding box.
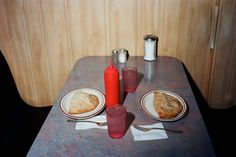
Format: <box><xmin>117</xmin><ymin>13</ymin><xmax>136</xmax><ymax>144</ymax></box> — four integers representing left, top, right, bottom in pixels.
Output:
<box><xmin>27</xmin><ymin>56</ymin><xmax>216</xmax><ymax>157</ymax></box>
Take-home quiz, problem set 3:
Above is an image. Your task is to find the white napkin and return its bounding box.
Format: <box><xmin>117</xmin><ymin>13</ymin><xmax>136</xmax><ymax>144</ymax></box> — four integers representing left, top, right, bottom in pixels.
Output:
<box><xmin>75</xmin><ymin>115</ymin><xmax>107</xmax><ymax>130</ymax></box>
<box><xmin>131</xmin><ymin>123</ymin><xmax>168</xmax><ymax>141</ymax></box>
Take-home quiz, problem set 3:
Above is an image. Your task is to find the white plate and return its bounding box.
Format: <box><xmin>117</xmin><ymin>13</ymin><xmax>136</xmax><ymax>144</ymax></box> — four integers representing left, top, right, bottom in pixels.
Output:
<box><xmin>140</xmin><ymin>90</ymin><xmax>188</xmax><ymax>121</ymax></box>
<box><xmin>60</xmin><ymin>88</ymin><xmax>105</xmax><ymax>120</ymax></box>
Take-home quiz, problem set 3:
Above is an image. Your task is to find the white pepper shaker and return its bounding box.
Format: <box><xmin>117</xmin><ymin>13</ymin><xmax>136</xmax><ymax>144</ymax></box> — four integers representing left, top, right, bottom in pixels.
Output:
<box><xmin>144</xmin><ymin>34</ymin><xmax>158</xmax><ymax>61</ymax></box>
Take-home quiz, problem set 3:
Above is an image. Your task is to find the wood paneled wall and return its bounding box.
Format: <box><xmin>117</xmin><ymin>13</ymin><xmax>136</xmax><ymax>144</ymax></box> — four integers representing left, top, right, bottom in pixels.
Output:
<box><xmin>0</xmin><ymin>0</ymin><xmax>213</xmax><ymax>107</ymax></box>
<box><xmin>208</xmin><ymin>0</ymin><xmax>236</xmax><ymax>108</ymax></box>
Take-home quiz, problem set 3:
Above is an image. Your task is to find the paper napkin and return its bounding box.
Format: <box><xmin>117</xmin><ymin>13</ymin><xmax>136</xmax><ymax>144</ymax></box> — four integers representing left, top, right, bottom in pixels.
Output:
<box><xmin>75</xmin><ymin>115</ymin><xmax>107</xmax><ymax>130</ymax></box>
<box><xmin>131</xmin><ymin>123</ymin><xmax>168</xmax><ymax>141</ymax></box>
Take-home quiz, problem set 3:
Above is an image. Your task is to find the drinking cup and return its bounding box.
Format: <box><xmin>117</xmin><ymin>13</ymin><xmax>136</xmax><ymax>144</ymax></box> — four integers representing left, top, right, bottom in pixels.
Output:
<box><xmin>106</xmin><ymin>105</ymin><xmax>126</xmax><ymax>139</ymax></box>
<box><xmin>122</xmin><ymin>67</ymin><xmax>137</xmax><ymax>92</ymax></box>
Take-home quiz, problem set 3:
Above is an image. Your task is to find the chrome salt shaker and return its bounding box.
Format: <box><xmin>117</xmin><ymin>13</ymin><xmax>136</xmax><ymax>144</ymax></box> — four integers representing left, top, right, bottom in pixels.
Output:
<box><xmin>118</xmin><ymin>48</ymin><xmax>128</xmax><ymax>63</ymax></box>
<box><xmin>112</xmin><ymin>49</ymin><xmax>119</xmax><ymax>64</ymax></box>
<box><xmin>144</xmin><ymin>34</ymin><xmax>158</xmax><ymax>61</ymax></box>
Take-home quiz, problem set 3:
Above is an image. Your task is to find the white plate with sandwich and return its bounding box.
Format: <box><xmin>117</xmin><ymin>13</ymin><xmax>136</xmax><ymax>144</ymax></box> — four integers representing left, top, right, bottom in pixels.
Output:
<box><xmin>140</xmin><ymin>89</ymin><xmax>188</xmax><ymax>121</ymax></box>
<box><xmin>60</xmin><ymin>88</ymin><xmax>105</xmax><ymax>119</ymax></box>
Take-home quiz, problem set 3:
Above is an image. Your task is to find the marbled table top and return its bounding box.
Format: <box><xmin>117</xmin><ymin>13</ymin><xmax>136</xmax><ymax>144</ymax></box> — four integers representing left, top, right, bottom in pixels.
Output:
<box><xmin>27</xmin><ymin>56</ymin><xmax>215</xmax><ymax>157</ymax></box>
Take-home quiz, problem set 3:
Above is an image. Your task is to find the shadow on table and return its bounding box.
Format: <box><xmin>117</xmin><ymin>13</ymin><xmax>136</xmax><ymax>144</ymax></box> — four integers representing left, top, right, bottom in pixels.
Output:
<box><xmin>182</xmin><ymin>63</ymin><xmax>236</xmax><ymax>157</ymax></box>
<box><xmin>137</xmin><ymin>72</ymin><xmax>144</xmax><ymax>86</ymax></box>
<box><xmin>125</xmin><ymin>112</ymin><xmax>135</xmax><ymax>133</ymax></box>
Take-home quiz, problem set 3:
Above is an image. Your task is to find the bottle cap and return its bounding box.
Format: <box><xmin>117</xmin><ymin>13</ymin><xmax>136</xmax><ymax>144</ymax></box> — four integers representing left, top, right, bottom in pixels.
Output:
<box><xmin>105</xmin><ymin>61</ymin><xmax>118</xmax><ymax>74</ymax></box>
<box><xmin>144</xmin><ymin>34</ymin><xmax>158</xmax><ymax>41</ymax></box>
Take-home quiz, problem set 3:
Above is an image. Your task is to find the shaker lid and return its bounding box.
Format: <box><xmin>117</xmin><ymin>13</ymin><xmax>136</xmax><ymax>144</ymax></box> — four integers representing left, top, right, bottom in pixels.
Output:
<box><xmin>144</xmin><ymin>34</ymin><xmax>158</xmax><ymax>41</ymax></box>
<box><xmin>105</xmin><ymin>61</ymin><xmax>118</xmax><ymax>74</ymax></box>
<box><xmin>118</xmin><ymin>48</ymin><xmax>128</xmax><ymax>55</ymax></box>
<box><xmin>112</xmin><ymin>49</ymin><xmax>118</xmax><ymax>54</ymax></box>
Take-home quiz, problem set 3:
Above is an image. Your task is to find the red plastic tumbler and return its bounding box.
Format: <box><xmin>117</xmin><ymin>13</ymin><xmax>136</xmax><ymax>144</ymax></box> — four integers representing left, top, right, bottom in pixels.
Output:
<box><xmin>106</xmin><ymin>105</ymin><xmax>126</xmax><ymax>139</ymax></box>
<box><xmin>122</xmin><ymin>67</ymin><xmax>137</xmax><ymax>92</ymax></box>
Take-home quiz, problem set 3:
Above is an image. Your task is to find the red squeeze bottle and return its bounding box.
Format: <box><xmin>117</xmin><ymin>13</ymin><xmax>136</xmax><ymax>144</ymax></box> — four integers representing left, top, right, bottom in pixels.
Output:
<box><xmin>104</xmin><ymin>61</ymin><xmax>120</xmax><ymax>107</ymax></box>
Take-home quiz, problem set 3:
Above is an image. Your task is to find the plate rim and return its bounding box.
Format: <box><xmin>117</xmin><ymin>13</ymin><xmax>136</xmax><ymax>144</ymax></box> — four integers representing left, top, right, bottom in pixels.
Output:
<box><xmin>140</xmin><ymin>89</ymin><xmax>188</xmax><ymax>122</ymax></box>
<box><xmin>60</xmin><ymin>88</ymin><xmax>105</xmax><ymax>120</ymax></box>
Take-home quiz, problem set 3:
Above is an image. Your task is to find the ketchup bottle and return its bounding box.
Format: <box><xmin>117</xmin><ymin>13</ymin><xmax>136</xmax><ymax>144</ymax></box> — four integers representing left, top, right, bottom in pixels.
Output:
<box><xmin>104</xmin><ymin>61</ymin><xmax>120</xmax><ymax>107</ymax></box>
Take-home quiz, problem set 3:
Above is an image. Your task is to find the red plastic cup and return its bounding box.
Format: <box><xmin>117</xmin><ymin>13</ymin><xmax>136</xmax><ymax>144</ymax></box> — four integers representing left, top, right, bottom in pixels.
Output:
<box><xmin>122</xmin><ymin>67</ymin><xmax>137</xmax><ymax>92</ymax></box>
<box><xmin>106</xmin><ymin>105</ymin><xmax>126</xmax><ymax>139</ymax></box>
